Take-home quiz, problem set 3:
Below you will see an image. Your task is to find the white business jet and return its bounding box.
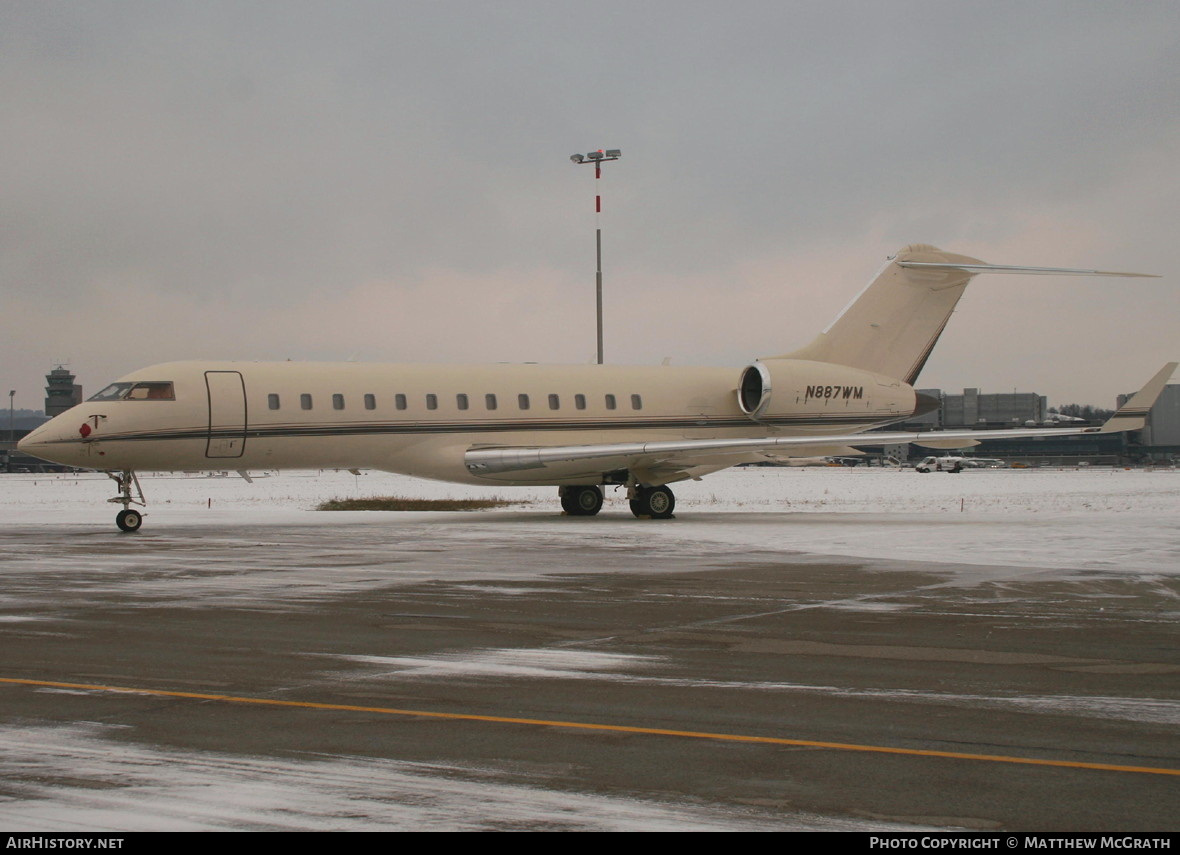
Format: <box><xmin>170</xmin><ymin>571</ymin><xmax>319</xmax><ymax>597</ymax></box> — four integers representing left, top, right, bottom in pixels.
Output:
<box><xmin>19</xmin><ymin>244</ymin><xmax>1173</xmax><ymax>531</ymax></box>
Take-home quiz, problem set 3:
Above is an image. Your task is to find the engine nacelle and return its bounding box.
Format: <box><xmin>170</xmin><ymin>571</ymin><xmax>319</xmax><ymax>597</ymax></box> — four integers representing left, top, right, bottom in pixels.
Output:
<box><xmin>737</xmin><ymin>358</ymin><xmax>917</xmax><ymax>425</ymax></box>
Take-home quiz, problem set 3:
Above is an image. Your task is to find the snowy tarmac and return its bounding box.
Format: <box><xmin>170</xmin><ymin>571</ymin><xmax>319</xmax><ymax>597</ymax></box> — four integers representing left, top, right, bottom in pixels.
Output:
<box><xmin>1</xmin><ymin>467</ymin><xmax>1177</xmax><ymax>831</ymax></box>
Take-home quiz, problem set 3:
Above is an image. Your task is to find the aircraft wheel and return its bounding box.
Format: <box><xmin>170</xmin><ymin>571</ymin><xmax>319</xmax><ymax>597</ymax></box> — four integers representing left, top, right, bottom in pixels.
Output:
<box><xmin>559</xmin><ymin>490</ymin><xmax>576</xmax><ymax>514</ymax></box>
<box><xmin>116</xmin><ymin>509</ymin><xmax>143</xmax><ymax>532</ymax></box>
<box><xmin>561</xmin><ymin>485</ymin><xmax>603</xmax><ymax>516</ymax></box>
<box><xmin>629</xmin><ymin>485</ymin><xmax>675</xmax><ymax>519</ymax></box>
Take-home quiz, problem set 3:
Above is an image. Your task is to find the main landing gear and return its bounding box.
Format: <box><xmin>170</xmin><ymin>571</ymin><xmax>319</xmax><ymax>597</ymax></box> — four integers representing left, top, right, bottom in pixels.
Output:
<box><xmin>559</xmin><ymin>484</ymin><xmax>604</xmax><ymax>516</ymax></box>
<box><xmin>628</xmin><ymin>484</ymin><xmax>675</xmax><ymax>519</ymax></box>
<box><xmin>107</xmin><ymin>470</ymin><xmax>146</xmax><ymax>532</ymax></box>
<box><xmin>557</xmin><ymin>482</ymin><xmax>676</xmax><ymax>519</ymax></box>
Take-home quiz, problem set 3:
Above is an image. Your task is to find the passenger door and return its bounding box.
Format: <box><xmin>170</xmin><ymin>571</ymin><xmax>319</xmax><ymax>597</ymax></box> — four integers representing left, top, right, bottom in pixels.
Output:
<box><xmin>205</xmin><ymin>371</ymin><xmax>247</xmax><ymax>458</ymax></box>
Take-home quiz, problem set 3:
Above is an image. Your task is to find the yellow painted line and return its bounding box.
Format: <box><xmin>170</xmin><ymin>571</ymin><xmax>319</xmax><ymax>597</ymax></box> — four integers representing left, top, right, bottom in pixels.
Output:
<box><xmin>3</xmin><ymin>676</ymin><xmax>1177</xmax><ymax>777</ymax></box>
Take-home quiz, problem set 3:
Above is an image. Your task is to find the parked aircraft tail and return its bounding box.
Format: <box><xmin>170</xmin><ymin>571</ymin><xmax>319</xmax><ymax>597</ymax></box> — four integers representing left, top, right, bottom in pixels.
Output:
<box><xmin>780</xmin><ymin>244</ymin><xmax>1158</xmax><ymax>385</ymax></box>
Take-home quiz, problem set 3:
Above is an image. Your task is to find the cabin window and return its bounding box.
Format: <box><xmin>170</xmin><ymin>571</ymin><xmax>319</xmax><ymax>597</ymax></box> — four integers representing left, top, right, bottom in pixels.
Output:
<box><xmin>395</xmin><ymin>393</ymin><xmax>407</xmax><ymax>410</ymax></box>
<box><xmin>426</xmin><ymin>394</ymin><xmax>438</xmax><ymax>410</ymax></box>
<box><xmin>518</xmin><ymin>394</ymin><xmax>530</xmax><ymax>410</ymax></box>
<box><xmin>364</xmin><ymin>393</ymin><xmax>376</xmax><ymax>410</ymax></box>
<box><xmin>548</xmin><ymin>394</ymin><xmax>560</xmax><ymax>410</ymax></box>
<box><xmin>485</xmin><ymin>393</ymin><xmax>498</xmax><ymax>411</ymax></box>
<box><xmin>268</xmin><ymin>394</ymin><xmax>280</xmax><ymax>410</ymax></box>
<box><xmin>631</xmin><ymin>394</ymin><xmax>643</xmax><ymax>410</ymax></box>
<box><xmin>605</xmin><ymin>394</ymin><xmax>616</xmax><ymax>410</ymax></box>
<box><xmin>300</xmin><ymin>394</ymin><xmax>313</xmax><ymax>410</ymax></box>
<box><xmin>457</xmin><ymin>393</ymin><xmax>469</xmax><ymax>410</ymax></box>
<box><xmin>332</xmin><ymin>394</ymin><xmax>345</xmax><ymax>410</ymax></box>
<box><xmin>575</xmin><ymin>394</ymin><xmax>586</xmax><ymax>410</ymax></box>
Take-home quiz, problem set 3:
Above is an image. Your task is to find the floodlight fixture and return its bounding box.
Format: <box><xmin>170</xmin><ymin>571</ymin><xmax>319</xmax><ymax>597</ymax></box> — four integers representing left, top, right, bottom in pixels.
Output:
<box><xmin>570</xmin><ymin>150</ymin><xmax>621</xmax><ymax>165</ymax></box>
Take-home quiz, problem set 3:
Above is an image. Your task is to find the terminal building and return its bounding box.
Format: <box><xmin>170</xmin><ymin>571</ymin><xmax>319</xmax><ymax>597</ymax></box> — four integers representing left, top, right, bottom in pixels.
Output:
<box><xmin>911</xmin><ymin>388</ymin><xmax>1049</xmax><ymax>429</ymax></box>
<box><xmin>896</xmin><ymin>384</ymin><xmax>1180</xmax><ymax>464</ymax></box>
<box><xmin>1122</xmin><ymin>383</ymin><xmax>1180</xmax><ymax>457</ymax></box>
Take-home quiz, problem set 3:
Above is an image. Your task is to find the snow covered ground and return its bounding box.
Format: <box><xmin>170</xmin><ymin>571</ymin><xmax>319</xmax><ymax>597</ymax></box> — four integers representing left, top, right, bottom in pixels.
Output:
<box><xmin>2</xmin><ymin>465</ymin><xmax>1177</xmax><ymax>831</ymax></box>
<box><xmin>3</xmin><ymin>465</ymin><xmax>1178</xmax><ymax>578</ymax></box>
<box><xmin>0</xmin><ymin>722</ymin><xmax>839</xmax><ymax>832</ymax></box>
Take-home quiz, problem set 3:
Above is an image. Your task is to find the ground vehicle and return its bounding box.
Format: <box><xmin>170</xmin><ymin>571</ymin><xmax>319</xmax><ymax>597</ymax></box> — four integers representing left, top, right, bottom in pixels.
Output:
<box><xmin>915</xmin><ymin>456</ymin><xmax>972</xmax><ymax>473</ymax></box>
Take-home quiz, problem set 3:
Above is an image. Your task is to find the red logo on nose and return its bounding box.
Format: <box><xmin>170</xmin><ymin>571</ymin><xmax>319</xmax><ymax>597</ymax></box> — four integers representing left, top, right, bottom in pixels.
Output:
<box><xmin>79</xmin><ymin>423</ymin><xmax>91</xmax><ymax>438</ymax></box>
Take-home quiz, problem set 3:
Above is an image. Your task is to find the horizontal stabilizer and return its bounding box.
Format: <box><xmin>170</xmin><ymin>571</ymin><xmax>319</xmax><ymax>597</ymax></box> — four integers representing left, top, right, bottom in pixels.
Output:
<box><xmin>898</xmin><ymin>262</ymin><xmax>1159</xmax><ymax>278</ymax></box>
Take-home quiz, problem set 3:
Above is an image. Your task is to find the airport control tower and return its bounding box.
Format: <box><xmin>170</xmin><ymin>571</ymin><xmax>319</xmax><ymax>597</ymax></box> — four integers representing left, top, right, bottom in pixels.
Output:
<box><xmin>44</xmin><ymin>366</ymin><xmax>82</xmax><ymax>417</ymax></box>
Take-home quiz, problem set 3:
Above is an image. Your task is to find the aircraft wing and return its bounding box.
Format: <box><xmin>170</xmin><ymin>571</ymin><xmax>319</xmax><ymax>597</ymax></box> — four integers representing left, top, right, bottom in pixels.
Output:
<box><xmin>465</xmin><ymin>363</ymin><xmax>1176</xmax><ymax>482</ymax></box>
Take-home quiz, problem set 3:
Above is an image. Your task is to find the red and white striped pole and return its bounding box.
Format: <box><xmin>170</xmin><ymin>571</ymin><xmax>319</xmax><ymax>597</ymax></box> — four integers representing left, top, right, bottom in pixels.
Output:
<box><xmin>571</xmin><ymin>149</ymin><xmax>621</xmax><ymax>365</ymax></box>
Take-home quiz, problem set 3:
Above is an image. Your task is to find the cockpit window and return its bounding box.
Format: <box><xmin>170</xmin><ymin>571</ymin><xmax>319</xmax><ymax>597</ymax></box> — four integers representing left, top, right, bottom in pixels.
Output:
<box><xmin>126</xmin><ymin>382</ymin><xmax>175</xmax><ymax>400</ymax></box>
<box><xmin>89</xmin><ymin>383</ymin><xmax>134</xmax><ymax>401</ymax></box>
<box><xmin>87</xmin><ymin>382</ymin><xmax>174</xmax><ymax>401</ymax></box>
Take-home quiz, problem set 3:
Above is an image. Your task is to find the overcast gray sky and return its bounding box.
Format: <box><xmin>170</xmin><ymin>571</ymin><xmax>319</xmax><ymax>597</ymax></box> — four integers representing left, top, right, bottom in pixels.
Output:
<box><xmin>4</xmin><ymin>0</ymin><xmax>1178</xmax><ymax>411</ymax></box>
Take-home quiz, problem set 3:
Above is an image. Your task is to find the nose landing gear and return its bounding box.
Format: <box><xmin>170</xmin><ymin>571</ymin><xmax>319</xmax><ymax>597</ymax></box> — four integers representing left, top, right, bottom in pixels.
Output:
<box><xmin>107</xmin><ymin>471</ymin><xmax>146</xmax><ymax>532</ymax></box>
<box><xmin>116</xmin><ymin>508</ymin><xmax>143</xmax><ymax>532</ymax></box>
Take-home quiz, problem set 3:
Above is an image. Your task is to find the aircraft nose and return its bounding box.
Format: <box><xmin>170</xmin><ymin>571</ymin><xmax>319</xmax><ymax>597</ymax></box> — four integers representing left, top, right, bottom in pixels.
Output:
<box><xmin>17</xmin><ymin>420</ymin><xmax>53</xmax><ymax>459</ymax></box>
<box><xmin>17</xmin><ymin>417</ymin><xmax>86</xmax><ymax>466</ymax></box>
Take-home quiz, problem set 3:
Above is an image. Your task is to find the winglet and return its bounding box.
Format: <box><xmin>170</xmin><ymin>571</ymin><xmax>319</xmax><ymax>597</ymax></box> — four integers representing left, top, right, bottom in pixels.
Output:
<box><xmin>1099</xmin><ymin>362</ymin><xmax>1178</xmax><ymax>433</ymax></box>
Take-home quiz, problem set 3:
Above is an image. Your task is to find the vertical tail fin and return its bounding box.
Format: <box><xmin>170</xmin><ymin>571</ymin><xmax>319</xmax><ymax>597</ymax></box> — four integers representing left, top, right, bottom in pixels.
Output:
<box><xmin>779</xmin><ymin>245</ymin><xmax>983</xmax><ymax>384</ymax></box>
<box><xmin>779</xmin><ymin>245</ymin><xmax>1159</xmax><ymax>384</ymax></box>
